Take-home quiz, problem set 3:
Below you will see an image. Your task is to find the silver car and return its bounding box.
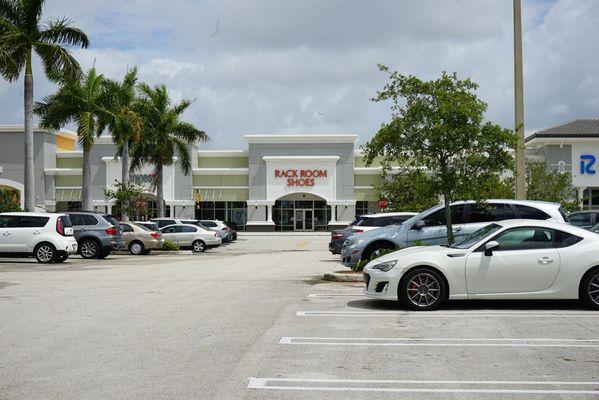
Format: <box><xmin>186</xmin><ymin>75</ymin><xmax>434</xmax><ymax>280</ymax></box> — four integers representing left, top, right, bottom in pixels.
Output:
<box><xmin>341</xmin><ymin>199</ymin><xmax>570</xmax><ymax>268</ymax></box>
<box><xmin>160</xmin><ymin>223</ymin><xmax>222</xmax><ymax>252</ymax></box>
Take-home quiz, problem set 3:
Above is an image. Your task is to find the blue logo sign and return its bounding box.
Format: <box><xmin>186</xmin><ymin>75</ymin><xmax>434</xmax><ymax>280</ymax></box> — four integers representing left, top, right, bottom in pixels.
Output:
<box><xmin>580</xmin><ymin>154</ymin><xmax>597</xmax><ymax>175</ymax></box>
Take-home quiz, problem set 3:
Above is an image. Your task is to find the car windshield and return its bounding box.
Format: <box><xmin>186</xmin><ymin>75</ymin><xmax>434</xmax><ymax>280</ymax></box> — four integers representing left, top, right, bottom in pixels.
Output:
<box><xmin>451</xmin><ymin>223</ymin><xmax>502</xmax><ymax>249</ymax></box>
<box><xmin>103</xmin><ymin>215</ymin><xmax>119</xmax><ymax>226</ymax></box>
<box><xmin>137</xmin><ymin>224</ymin><xmax>154</xmax><ymax>232</ymax></box>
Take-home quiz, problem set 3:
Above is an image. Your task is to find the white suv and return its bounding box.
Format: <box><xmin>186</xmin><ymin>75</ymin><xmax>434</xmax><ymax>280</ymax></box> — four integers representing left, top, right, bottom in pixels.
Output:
<box><xmin>0</xmin><ymin>212</ymin><xmax>78</xmax><ymax>263</ymax></box>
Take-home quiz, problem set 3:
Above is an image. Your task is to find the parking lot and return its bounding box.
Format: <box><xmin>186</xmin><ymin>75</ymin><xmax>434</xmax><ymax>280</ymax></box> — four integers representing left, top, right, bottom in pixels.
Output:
<box><xmin>1</xmin><ymin>234</ymin><xmax>598</xmax><ymax>399</ymax></box>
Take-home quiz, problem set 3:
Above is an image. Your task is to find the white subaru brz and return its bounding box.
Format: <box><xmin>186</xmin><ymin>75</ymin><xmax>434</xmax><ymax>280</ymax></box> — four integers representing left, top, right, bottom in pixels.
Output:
<box><xmin>363</xmin><ymin>219</ymin><xmax>599</xmax><ymax>311</ymax></box>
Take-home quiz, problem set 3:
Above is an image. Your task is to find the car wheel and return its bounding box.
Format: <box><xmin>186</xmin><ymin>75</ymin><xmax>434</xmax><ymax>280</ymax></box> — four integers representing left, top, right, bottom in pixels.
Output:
<box><xmin>580</xmin><ymin>269</ymin><xmax>599</xmax><ymax>310</ymax></box>
<box><xmin>399</xmin><ymin>268</ymin><xmax>447</xmax><ymax>311</ymax></box>
<box><xmin>54</xmin><ymin>254</ymin><xmax>69</xmax><ymax>263</ymax></box>
<box><xmin>97</xmin><ymin>250</ymin><xmax>111</xmax><ymax>259</ymax></box>
<box><xmin>143</xmin><ymin>250</ymin><xmax>151</xmax><ymax>255</ymax></box>
<box><xmin>34</xmin><ymin>243</ymin><xmax>55</xmax><ymax>264</ymax></box>
<box><xmin>364</xmin><ymin>242</ymin><xmax>395</xmax><ymax>262</ymax></box>
<box><xmin>80</xmin><ymin>240</ymin><xmax>100</xmax><ymax>259</ymax></box>
<box><xmin>192</xmin><ymin>240</ymin><xmax>206</xmax><ymax>253</ymax></box>
<box><xmin>129</xmin><ymin>241</ymin><xmax>145</xmax><ymax>255</ymax></box>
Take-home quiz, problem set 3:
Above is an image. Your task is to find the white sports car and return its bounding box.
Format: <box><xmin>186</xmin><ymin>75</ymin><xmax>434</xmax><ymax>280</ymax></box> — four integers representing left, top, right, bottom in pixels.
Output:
<box><xmin>363</xmin><ymin>219</ymin><xmax>599</xmax><ymax>310</ymax></box>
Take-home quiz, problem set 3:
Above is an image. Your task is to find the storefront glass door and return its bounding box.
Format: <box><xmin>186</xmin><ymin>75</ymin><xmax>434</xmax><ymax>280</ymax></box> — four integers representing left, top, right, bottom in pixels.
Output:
<box><xmin>294</xmin><ymin>209</ymin><xmax>313</xmax><ymax>231</ymax></box>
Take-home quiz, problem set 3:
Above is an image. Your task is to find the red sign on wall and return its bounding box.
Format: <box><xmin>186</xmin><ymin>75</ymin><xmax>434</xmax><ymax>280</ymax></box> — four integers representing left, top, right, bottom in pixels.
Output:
<box><xmin>274</xmin><ymin>169</ymin><xmax>328</xmax><ymax>187</ymax></box>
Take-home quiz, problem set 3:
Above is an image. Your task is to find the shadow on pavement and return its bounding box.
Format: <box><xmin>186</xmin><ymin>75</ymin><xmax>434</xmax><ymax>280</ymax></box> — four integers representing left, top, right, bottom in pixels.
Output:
<box><xmin>346</xmin><ymin>298</ymin><xmax>588</xmax><ymax>311</ymax></box>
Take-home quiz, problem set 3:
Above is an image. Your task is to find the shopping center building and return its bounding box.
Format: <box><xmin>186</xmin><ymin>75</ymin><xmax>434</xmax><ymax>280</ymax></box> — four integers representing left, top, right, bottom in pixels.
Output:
<box><xmin>1</xmin><ymin>118</ymin><xmax>598</xmax><ymax>231</ymax></box>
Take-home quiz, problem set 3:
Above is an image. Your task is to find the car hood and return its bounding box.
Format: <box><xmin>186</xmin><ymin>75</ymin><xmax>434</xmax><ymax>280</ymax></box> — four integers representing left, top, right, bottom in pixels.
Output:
<box><xmin>366</xmin><ymin>245</ymin><xmax>467</xmax><ymax>267</ymax></box>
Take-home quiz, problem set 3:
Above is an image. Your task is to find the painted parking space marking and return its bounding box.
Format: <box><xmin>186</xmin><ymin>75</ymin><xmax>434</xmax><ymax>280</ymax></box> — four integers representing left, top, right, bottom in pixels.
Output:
<box><xmin>247</xmin><ymin>377</ymin><xmax>599</xmax><ymax>394</ymax></box>
<box><xmin>279</xmin><ymin>336</ymin><xmax>599</xmax><ymax>348</ymax></box>
<box><xmin>307</xmin><ymin>293</ymin><xmax>364</xmax><ymax>298</ymax></box>
<box><xmin>296</xmin><ymin>310</ymin><xmax>599</xmax><ymax>318</ymax></box>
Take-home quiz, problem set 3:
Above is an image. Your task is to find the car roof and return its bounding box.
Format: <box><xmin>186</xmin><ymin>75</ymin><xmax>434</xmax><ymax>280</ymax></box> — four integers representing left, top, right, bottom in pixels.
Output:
<box><xmin>360</xmin><ymin>212</ymin><xmax>417</xmax><ymax>218</ymax></box>
<box><xmin>0</xmin><ymin>212</ymin><xmax>60</xmax><ymax>217</ymax></box>
<box><xmin>495</xmin><ymin>219</ymin><xmax>595</xmax><ymax>236</ymax></box>
<box><xmin>449</xmin><ymin>199</ymin><xmax>561</xmax><ymax>208</ymax></box>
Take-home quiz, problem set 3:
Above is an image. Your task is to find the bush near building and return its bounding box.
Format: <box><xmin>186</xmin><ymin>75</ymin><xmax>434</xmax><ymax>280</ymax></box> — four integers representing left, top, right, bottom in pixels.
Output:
<box><xmin>0</xmin><ymin>188</ymin><xmax>21</xmax><ymax>212</ymax></box>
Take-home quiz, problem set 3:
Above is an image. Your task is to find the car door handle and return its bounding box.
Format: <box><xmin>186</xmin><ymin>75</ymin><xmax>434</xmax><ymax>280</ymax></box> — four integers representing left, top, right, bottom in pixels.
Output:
<box><xmin>453</xmin><ymin>227</ymin><xmax>463</xmax><ymax>232</ymax></box>
<box><xmin>33</xmin><ymin>231</ymin><xmax>41</xmax><ymax>235</ymax></box>
<box><xmin>538</xmin><ymin>257</ymin><xmax>554</xmax><ymax>264</ymax></box>
<box><xmin>1</xmin><ymin>232</ymin><xmax>9</xmax><ymax>236</ymax></box>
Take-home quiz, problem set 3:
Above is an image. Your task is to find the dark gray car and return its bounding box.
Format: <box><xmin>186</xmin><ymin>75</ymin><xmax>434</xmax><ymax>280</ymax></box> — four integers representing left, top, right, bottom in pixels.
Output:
<box><xmin>65</xmin><ymin>211</ymin><xmax>124</xmax><ymax>259</ymax></box>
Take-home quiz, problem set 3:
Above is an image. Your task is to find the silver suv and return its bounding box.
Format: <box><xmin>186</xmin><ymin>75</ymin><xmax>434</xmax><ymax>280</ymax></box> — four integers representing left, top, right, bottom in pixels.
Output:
<box><xmin>341</xmin><ymin>199</ymin><xmax>570</xmax><ymax>267</ymax></box>
<box><xmin>64</xmin><ymin>211</ymin><xmax>124</xmax><ymax>259</ymax></box>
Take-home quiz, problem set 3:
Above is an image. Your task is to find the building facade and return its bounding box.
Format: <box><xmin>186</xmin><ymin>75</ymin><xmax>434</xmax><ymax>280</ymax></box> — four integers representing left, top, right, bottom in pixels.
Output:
<box><xmin>526</xmin><ymin>119</ymin><xmax>599</xmax><ymax>209</ymax></box>
<box><xmin>0</xmin><ymin>127</ymin><xmax>387</xmax><ymax>231</ymax></box>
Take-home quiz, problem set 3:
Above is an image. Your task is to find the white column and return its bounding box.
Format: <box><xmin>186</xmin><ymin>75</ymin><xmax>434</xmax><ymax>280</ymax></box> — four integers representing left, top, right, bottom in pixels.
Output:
<box><xmin>329</xmin><ymin>204</ymin><xmax>337</xmax><ymax>223</ymax></box>
<box><xmin>578</xmin><ymin>187</ymin><xmax>587</xmax><ymax>209</ymax></box>
<box><xmin>266</xmin><ymin>204</ymin><xmax>273</xmax><ymax>223</ymax></box>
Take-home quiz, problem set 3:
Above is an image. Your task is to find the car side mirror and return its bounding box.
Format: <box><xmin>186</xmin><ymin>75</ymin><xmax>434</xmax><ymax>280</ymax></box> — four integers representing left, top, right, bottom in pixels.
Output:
<box><xmin>484</xmin><ymin>241</ymin><xmax>499</xmax><ymax>256</ymax></box>
<box><xmin>412</xmin><ymin>220</ymin><xmax>425</xmax><ymax>230</ymax></box>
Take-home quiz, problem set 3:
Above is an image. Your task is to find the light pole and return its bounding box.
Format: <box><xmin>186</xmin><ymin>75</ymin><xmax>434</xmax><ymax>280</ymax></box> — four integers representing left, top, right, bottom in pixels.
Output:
<box><xmin>514</xmin><ymin>0</ymin><xmax>526</xmax><ymax>199</ymax></box>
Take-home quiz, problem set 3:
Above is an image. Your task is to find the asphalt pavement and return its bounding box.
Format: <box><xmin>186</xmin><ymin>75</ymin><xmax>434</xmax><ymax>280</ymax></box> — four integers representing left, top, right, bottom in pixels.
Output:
<box><xmin>0</xmin><ymin>234</ymin><xmax>597</xmax><ymax>399</ymax></box>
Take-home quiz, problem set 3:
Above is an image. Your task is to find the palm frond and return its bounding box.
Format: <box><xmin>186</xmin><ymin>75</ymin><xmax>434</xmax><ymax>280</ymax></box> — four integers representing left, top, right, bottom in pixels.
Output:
<box><xmin>0</xmin><ymin>0</ymin><xmax>22</xmax><ymax>25</ymax></box>
<box><xmin>24</xmin><ymin>0</ymin><xmax>44</xmax><ymax>30</ymax></box>
<box><xmin>39</xmin><ymin>17</ymin><xmax>89</xmax><ymax>48</ymax></box>
<box><xmin>34</xmin><ymin>41</ymin><xmax>82</xmax><ymax>82</ymax></box>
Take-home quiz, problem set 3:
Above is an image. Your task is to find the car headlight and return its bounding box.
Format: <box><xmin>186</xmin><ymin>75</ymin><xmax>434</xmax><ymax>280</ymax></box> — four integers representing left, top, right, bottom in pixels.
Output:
<box><xmin>372</xmin><ymin>260</ymin><xmax>397</xmax><ymax>272</ymax></box>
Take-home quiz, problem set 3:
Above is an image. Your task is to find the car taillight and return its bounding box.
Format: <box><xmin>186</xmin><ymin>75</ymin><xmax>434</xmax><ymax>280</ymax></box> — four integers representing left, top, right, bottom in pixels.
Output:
<box><xmin>332</xmin><ymin>233</ymin><xmax>343</xmax><ymax>240</ymax></box>
<box><xmin>353</xmin><ymin>229</ymin><xmax>364</xmax><ymax>233</ymax></box>
<box><xmin>105</xmin><ymin>227</ymin><xmax>119</xmax><ymax>235</ymax></box>
<box><xmin>150</xmin><ymin>232</ymin><xmax>160</xmax><ymax>239</ymax></box>
<box><xmin>56</xmin><ymin>218</ymin><xmax>64</xmax><ymax>236</ymax></box>
<box><xmin>214</xmin><ymin>232</ymin><xmax>219</xmax><ymax>238</ymax></box>
<box><xmin>224</xmin><ymin>226</ymin><xmax>229</xmax><ymax>231</ymax></box>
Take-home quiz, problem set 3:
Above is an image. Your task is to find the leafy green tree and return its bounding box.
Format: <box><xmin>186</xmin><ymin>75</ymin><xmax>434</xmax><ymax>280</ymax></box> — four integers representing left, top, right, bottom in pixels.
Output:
<box><xmin>525</xmin><ymin>161</ymin><xmax>579</xmax><ymax>211</ymax></box>
<box><xmin>131</xmin><ymin>84</ymin><xmax>208</xmax><ymax>217</ymax></box>
<box><xmin>376</xmin><ymin>169</ymin><xmax>438</xmax><ymax>212</ymax></box>
<box><xmin>100</xmin><ymin>67</ymin><xmax>142</xmax><ymax>221</ymax></box>
<box><xmin>364</xmin><ymin>67</ymin><xmax>517</xmax><ymax>243</ymax></box>
<box><xmin>0</xmin><ymin>188</ymin><xmax>21</xmax><ymax>212</ymax></box>
<box><xmin>0</xmin><ymin>0</ymin><xmax>89</xmax><ymax>211</ymax></box>
<box><xmin>35</xmin><ymin>68</ymin><xmax>110</xmax><ymax>210</ymax></box>
<box><xmin>104</xmin><ymin>180</ymin><xmax>146</xmax><ymax>220</ymax></box>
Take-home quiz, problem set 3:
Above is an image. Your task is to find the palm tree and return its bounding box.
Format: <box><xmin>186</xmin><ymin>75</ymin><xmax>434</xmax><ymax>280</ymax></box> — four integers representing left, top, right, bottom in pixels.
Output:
<box><xmin>0</xmin><ymin>0</ymin><xmax>89</xmax><ymax>211</ymax></box>
<box><xmin>100</xmin><ymin>67</ymin><xmax>142</xmax><ymax>221</ymax></box>
<box><xmin>132</xmin><ymin>84</ymin><xmax>208</xmax><ymax>218</ymax></box>
<box><xmin>35</xmin><ymin>68</ymin><xmax>110</xmax><ymax>210</ymax></box>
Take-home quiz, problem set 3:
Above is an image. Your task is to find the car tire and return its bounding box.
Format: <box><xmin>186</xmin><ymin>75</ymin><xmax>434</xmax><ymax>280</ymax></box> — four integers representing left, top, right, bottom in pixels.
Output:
<box><xmin>363</xmin><ymin>242</ymin><xmax>396</xmax><ymax>262</ymax></box>
<box><xmin>129</xmin><ymin>241</ymin><xmax>145</xmax><ymax>255</ymax></box>
<box><xmin>54</xmin><ymin>254</ymin><xmax>69</xmax><ymax>263</ymax></box>
<box><xmin>192</xmin><ymin>240</ymin><xmax>206</xmax><ymax>253</ymax></box>
<box><xmin>580</xmin><ymin>268</ymin><xmax>599</xmax><ymax>310</ymax></box>
<box><xmin>79</xmin><ymin>239</ymin><xmax>100</xmax><ymax>259</ymax></box>
<box><xmin>399</xmin><ymin>268</ymin><xmax>447</xmax><ymax>311</ymax></box>
<box><xmin>97</xmin><ymin>250</ymin><xmax>111</xmax><ymax>259</ymax></box>
<box><xmin>143</xmin><ymin>250</ymin><xmax>151</xmax><ymax>255</ymax></box>
<box><xmin>34</xmin><ymin>243</ymin><xmax>56</xmax><ymax>264</ymax></box>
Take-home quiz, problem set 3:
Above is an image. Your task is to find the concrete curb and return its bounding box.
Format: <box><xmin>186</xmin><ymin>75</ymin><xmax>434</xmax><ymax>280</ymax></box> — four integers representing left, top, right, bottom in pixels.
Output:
<box><xmin>323</xmin><ymin>271</ymin><xmax>365</xmax><ymax>282</ymax></box>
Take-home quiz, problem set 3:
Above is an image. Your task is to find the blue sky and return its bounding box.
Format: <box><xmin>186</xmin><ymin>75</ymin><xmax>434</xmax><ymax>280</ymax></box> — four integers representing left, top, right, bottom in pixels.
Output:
<box><xmin>1</xmin><ymin>0</ymin><xmax>597</xmax><ymax>149</ymax></box>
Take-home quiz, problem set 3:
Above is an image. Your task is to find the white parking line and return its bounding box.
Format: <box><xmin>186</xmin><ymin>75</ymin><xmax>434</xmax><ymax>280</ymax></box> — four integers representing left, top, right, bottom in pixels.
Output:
<box><xmin>296</xmin><ymin>310</ymin><xmax>599</xmax><ymax>318</ymax></box>
<box><xmin>279</xmin><ymin>336</ymin><xmax>599</xmax><ymax>348</ymax></box>
<box><xmin>307</xmin><ymin>293</ymin><xmax>364</xmax><ymax>298</ymax></box>
<box><xmin>247</xmin><ymin>377</ymin><xmax>599</xmax><ymax>394</ymax></box>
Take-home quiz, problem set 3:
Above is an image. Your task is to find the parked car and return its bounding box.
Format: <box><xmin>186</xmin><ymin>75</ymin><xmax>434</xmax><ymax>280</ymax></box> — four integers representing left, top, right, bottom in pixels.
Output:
<box><xmin>591</xmin><ymin>223</ymin><xmax>599</xmax><ymax>234</ymax></box>
<box><xmin>363</xmin><ymin>219</ymin><xmax>599</xmax><ymax>310</ymax></box>
<box><xmin>65</xmin><ymin>211</ymin><xmax>124</xmax><ymax>259</ymax></box>
<box><xmin>160</xmin><ymin>223</ymin><xmax>222</xmax><ymax>252</ymax></box>
<box><xmin>134</xmin><ymin>221</ymin><xmax>161</xmax><ymax>232</ymax></box>
<box><xmin>151</xmin><ymin>218</ymin><xmax>182</xmax><ymax>229</ymax></box>
<box><xmin>199</xmin><ymin>220</ymin><xmax>233</xmax><ymax>242</ymax></box>
<box><xmin>341</xmin><ymin>199</ymin><xmax>570</xmax><ymax>267</ymax></box>
<box><xmin>119</xmin><ymin>222</ymin><xmax>164</xmax><ymax>255</ymax></box>
<box><xmin>329</xmin><ymin>212</ymin><xmax>417</xmax><ymax>255</ymax></box>
<box><xmin>568</xmin><ymin>211</ymin><xmax>599</xmax><ymax>230</ymax></box>
<box><xmin>0</xmin><ymin>212</ymin><xmax>78</xmax><ymax>263</ymax></box>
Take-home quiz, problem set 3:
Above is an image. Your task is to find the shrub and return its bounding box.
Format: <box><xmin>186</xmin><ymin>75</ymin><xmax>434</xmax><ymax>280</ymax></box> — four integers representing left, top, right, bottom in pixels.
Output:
<box><xmin>161</xmin><ymin>240</ymin><xmax>179</xmax><ymax>251</ymax></box>
<box><xmin>0</xmin><ymin>188</ymin><xmax>21</xmax><ymax>212</ymax></box>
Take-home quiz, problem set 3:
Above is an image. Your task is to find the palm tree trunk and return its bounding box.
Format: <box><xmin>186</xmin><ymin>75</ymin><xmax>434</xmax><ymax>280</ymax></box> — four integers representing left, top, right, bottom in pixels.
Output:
<box><xmin>23</xmin><ymin>49</ymin><xmax>35</xmax><ymax>211</ymax></box>
<box><xmin>121</xmin><ymin>140</ymin><xmax>130</xmax><ymax>221</ymax></box>
<box><xmin>156</xmin><ymin>164</ymin><xmax>164</xmax><ymax>218</ymax></box>
<box><xmin>81</xmin><ymin>148</ymin><xmax>92</xmax><ymax>210</ymax></box>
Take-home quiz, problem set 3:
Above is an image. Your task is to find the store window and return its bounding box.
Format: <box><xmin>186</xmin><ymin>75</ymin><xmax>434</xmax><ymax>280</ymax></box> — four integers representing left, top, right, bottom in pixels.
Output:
<box><xmin>195</xmin><ymin>201</ymin><xmax>247</xmax><ymax>230</ymax></box>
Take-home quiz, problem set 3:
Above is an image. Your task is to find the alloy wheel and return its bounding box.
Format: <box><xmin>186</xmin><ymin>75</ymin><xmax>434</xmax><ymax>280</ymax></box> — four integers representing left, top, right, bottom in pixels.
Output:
<box><xmin>130</xmin><ymin>242</ymin><xmax>143</xmax><ymax>255</ymax></box>
<box><xmin>36</xmin><ymin>245</ymin><xmax>54</xmax><ymax>263</ymax></box>
<box><xmin>589</xmin><ymin>273</ymin><xmax>599</xmax><ymax>306</ymax></box>
<box><xmin>407</xmin><ymin>273</ymin><xmax>441</xmax><ymax>307</ymax></box>
<box><xmin>80</xmin><ymin>241</ymin><xmax>98</xmax><ymax>258</ymax></box>
<box><xmin>193</xmin><ymin>241</ymin><xmax>205</xmax><ymax>253</ymax></box>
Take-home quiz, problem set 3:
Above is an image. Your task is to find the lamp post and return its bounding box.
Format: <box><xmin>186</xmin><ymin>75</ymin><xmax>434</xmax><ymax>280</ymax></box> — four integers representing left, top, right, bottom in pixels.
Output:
<box><xmin>514</xmin><ymin>0</ymin><xmax>526</xmax><ymax>199</ymax></box>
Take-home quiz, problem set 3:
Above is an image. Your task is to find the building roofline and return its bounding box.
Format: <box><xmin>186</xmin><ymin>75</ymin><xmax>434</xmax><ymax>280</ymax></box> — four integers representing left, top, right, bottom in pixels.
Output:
<box><xmin>526</xmin><ymin>118</ymin><xmax>599</xmax><ymax>143</ymax></box>
<box><xmin>244</xmin><ymin>134</ymin><xmax>358</xmax><ymax>144</ymax></box>
<box><xmin>0</xmin><ymin>124</ymin><xmax>77</xmax><ymax>140</ymax></box>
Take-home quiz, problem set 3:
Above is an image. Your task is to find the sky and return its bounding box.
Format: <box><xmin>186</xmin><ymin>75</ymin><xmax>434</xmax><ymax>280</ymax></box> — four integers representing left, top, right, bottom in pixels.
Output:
<box><xmin>1</xmin><ymin>0</ymin><xmax>598</xmax><ymax>149</ymax></box>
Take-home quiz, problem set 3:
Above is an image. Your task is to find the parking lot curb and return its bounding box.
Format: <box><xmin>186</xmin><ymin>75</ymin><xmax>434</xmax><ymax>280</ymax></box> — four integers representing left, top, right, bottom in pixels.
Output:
<box><xmin>323</xmin><ymin>271</ymin><xmax>365</xmax><ymax>282</ymax></box>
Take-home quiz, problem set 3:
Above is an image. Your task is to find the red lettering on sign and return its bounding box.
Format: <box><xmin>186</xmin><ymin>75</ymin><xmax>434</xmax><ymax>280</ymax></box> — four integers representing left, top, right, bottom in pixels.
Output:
<box><xmin>276</xmin><ymin>169</ymin><xmax>327</xmax><ymax>186</ymax></box>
